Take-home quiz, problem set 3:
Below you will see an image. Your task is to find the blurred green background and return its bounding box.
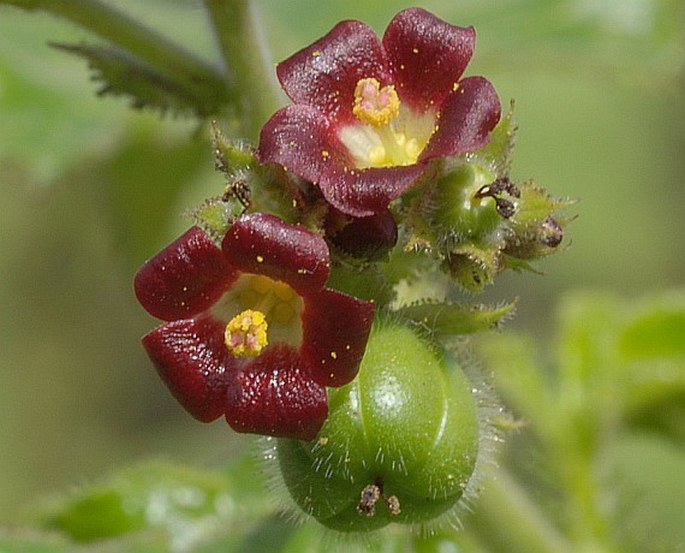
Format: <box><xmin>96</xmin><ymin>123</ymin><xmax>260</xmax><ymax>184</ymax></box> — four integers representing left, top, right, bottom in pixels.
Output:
<box><xmin>0</xmin><ymin>0</ymin><xmax>683</xmax><ymax>524</ymax></box>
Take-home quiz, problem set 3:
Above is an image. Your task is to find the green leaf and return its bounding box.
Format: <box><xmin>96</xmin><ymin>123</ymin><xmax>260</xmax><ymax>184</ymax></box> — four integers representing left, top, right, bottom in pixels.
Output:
<box><xmin>615</xmin><ymin>291</ymin><xmax>685</xmax><ymax>441</ymax></box>
<box><xmin>618</xmin><ymin>291</ymin><xmax>685</xmax><ymax>360</ymax></box>
<box><xmin>599</xmin><ymin>433</ymin><xmax>685</xmax><ymax>553</ymax></box>
<box><xmin>40</xmin><ymin>458</ymin><xmax>274</xmax><ymax>549</ymax></box>
<box><xmin>554</xmin><ymin>291</ymin><xmax>621</xmax><ymax>394</ymax></box>
<box><xmin>51</xmin><ymin>42</ymin><xmax>220</xmax><ymax>118</ymax></box>
<box><xmin>1</xmin><ymin>0</ymin><xmax>230</xmax><ymax>118</ymax></box>
<box><xmin>553</xmin><ymin>290</ymin><xmax>685</xmax><ymax>441</ymax></box>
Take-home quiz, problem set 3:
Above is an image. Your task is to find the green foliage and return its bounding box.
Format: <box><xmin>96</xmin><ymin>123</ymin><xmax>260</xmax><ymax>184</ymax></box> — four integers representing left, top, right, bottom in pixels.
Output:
<box><xmin>474</xmin><ymin>290</ymin><xmax>685</xmax><ymax>553</ymax></box>
<box><xmin>50</xmin><ymin>42</ymin><xmax>222</xmax><ymax>117</ymax></box>
<box><xmin>30</xmin><ymin>458</ymin><xmax>274</xmax><ymax>552</ymax></box>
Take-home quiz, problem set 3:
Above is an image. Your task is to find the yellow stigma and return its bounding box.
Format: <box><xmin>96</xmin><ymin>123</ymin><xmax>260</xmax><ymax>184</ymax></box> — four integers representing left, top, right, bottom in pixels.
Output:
<box><xmin>352</xmin><ymin>77</ymin><xmax>400</xmax><ymax>127</ymax></box>
<box><xmin>224</xmin><ymin>309</ymin><xmax>268</xmax><ymax>358</ymax></box>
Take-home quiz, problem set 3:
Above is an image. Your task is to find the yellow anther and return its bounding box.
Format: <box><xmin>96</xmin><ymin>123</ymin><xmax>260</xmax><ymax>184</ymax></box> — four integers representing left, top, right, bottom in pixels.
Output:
<box><xmin>224</xmin><ymin>309</ymin><xmax>268</xmax><ymax>358</ymax></box>
<box><xmin>352</xmin><ymin>77</ymin><xmax>400</xmax><ymax>127</ymax></box>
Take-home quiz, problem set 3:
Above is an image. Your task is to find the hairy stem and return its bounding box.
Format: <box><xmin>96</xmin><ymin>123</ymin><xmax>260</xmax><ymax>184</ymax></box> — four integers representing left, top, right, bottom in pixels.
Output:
<box><xmin>203</xmin><ymin>0</ymin><xmax>282</xmax><ymax>138</ymax></box>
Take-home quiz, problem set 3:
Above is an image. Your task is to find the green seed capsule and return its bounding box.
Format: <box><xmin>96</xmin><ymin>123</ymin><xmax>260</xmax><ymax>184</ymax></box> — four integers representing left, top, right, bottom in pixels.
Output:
<box><xmin>273</xmin><ymin>318</ymin><xmax>483</xmax><ymax>532</ymax></box>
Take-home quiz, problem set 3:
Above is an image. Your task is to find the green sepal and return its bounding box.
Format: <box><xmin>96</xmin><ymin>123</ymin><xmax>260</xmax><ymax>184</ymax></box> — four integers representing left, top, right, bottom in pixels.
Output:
<box><xmin>51</xmin><ymin>42</ymin><xmax>222</xmax><ymax>117</ymax></box>
<box><xmin>210</xmin><ymin>122</ymin><xmax>258</xmax><ymax>178</ymax></box>
<box><xmin>395</xmin><ymin>298</ymin><xmax>516</xmax><ymax>338</ymax></box>
<box><xmin>443</xmin><ymin>241</ymin><xmax>502</xmax><ymax>293</ymax></box>
<box><xmin>500</xmin><ymin>254</ymin><xmax>544</xmax><ymax>274</ymax></box>
<box><xmin>210</xmin><ymin>124</ymin><xmax>299</xmax><ymax>224</ymax></box>
<box><xmin>187</xmin><ymin>197</ymin><xmax>243</xmax><ymax>245</ymax></box>
<box><xmin>509</xmin><ymin>181</ymin><xmax>572</xmax><ymax>231</ymax></box>
<box><xmin>504</xmin><ymin>181</ymin><xmax>573</xmax><ymax>260</ymax></box>
<box><xmin>463</xmin><ymin>100</ymin><xmax>517</xmax><ymax>178</ymax></box>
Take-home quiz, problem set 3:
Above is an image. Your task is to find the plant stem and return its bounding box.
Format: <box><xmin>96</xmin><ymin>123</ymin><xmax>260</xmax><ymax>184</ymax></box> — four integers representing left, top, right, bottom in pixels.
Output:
<box><xmin>21</xmin><ymin>0</ymin><xmax>229</xmax><ymax>108</ymax></box>
<box><xmin>203</xmin><ymin>0</ymin><xmax>282</xmax><ymax>138</ymax></box>
<box><xmin>468</xmin><ymin>466</ymin><xmax>575</xmax><ymax>553</ymax></box>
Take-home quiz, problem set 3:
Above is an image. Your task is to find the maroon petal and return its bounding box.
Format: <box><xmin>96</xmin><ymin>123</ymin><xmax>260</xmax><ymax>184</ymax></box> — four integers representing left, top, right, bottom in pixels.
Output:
<box><xmin>320</xmin><ymin>164</ymin><xmax>428</xmax><ymax>217</ymax></box>
<box><xmin>277</xmin><ymin>20</ymin><xmax>391</xmax><ymax>126</ymax></box>
<box><xmin>258</xmin><ymin>104</ymin><xmax>354</xmax><ymax>184</ymax></box>
<box><xmin>222</xmin><ymin>213</ymin><xmax>330</xmax><ymax>295</ymax></box>
<box><xmin>301</xmin><ymin>289</ymin><xmax>375</xmax><ymax>387</ymax></box>
<box><xmin>225</xmin><ymin>345</ymin><xmax>328</xmax><ymax>441</ymax></box>
<box><xmin>134</xmin><ymin>227</ymin><xmax>236</xmax><ymax>321</ymax></box>
<box><xmin>258</xmin><ymin>105</ymin><xmax>428</xmax><ymax>216</ymax></box>
<box><xmin>142</xmin><ymin>316</ymin><xmax>238</xmax><ymax>423</ymax></box>
<box><xmin>384</xmin><ymin>8</ymin><xmax>475</xmax><ymax>113</ymax></box>
<box><xmin>420</xmin><ymin>76</ymin><xmax>501</xmax><ymax>161</ymax></box>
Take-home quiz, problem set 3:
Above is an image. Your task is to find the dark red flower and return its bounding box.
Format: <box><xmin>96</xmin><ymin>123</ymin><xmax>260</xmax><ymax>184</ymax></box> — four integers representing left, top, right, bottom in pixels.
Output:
<box><xmin>258</xmin><ymin>7</ymin><xmax>501</xmax><ymax>217</ymax></box>
<box><xmin>134</xmin><ymin>213</ymin><xmax>375</xmax><ymax>441</ymax></box>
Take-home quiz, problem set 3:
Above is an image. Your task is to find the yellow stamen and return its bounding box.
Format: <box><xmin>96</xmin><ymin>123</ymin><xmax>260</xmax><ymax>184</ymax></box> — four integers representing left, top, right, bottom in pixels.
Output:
<box><xmin>224</xmin><ymin>309</ymin><xmax>268</xmax><ymax>358</ymax></box>
<box><xmin>352</xmin><ymin>77</ymin><xmax>400</xmax><ymax>127</ymax></box>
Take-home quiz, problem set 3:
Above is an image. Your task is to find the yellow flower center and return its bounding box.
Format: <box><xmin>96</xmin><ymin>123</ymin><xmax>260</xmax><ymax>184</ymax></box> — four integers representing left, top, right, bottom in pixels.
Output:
<box><xmin>340</xmin><ymin>77</ymin><xmax>436</xmax><ymax>169</ymax></box>
<box><xmin>352</xmin><ymin>78</ymin><xmax>400</xmax><ymax>127</ymax></box>
<box><xmin>224</xmin><ymin>309</ymin><xmax>268</xmax><ymax>357</ymax></box>
<box><xmin>217</xmin><ymin>274</ymin><xmax>302</xmax><ymax>359</ymax></box>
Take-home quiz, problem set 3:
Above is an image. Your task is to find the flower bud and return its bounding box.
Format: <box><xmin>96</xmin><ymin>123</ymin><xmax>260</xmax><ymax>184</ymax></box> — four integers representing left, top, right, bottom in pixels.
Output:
<box><xmin>327</xmin><ymin>208</ymin><xmax>398</xmax><ymax>261</ymax></box>
<box><xmin>270</xmin><ymin>318</ymin><xmax>488</xmax><ymax>532</ymax></box>
<box><xmin>430</xmin><ymin>165</ymin><xmax>502</xmax><ymax>243</ymax></box>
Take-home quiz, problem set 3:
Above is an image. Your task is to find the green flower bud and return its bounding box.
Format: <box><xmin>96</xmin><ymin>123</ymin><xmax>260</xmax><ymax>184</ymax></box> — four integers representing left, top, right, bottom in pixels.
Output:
<box><xmin>268</xmin><ymin>317</ymin><xmax>494</xmax><ymax>533</ymax></box>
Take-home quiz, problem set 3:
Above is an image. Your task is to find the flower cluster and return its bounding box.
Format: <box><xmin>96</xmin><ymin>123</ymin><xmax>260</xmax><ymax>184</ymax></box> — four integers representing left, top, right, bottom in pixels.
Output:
<box><xmin>135</xmin><ymin>7</ymin><xmax>567</xmax><ymax>453</ymax></box>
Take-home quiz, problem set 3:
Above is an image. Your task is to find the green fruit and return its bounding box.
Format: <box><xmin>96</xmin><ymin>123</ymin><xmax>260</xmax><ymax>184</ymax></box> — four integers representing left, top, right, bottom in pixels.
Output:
<box><xmin>274</xmin><ymin>318</ymin><xmax>481</xmax><ymax>532</ymax></box>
